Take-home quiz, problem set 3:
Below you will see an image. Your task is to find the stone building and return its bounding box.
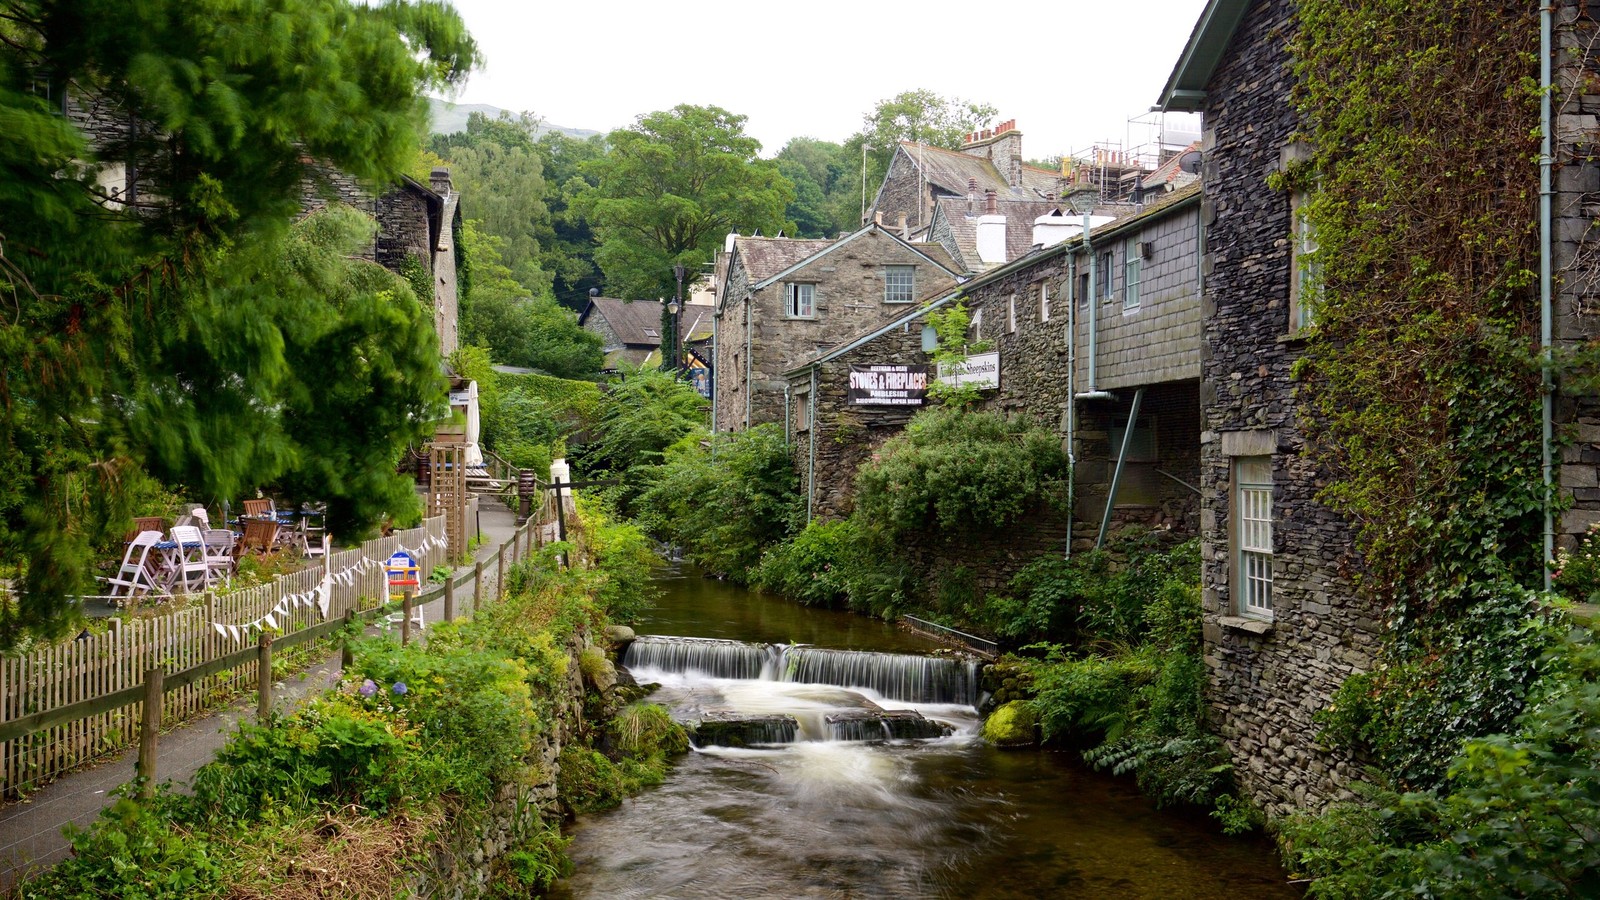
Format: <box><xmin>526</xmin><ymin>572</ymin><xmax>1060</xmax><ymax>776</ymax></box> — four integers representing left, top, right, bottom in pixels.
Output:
<box><xmin>869</xmin><ymin>122</ymin><xmax>1064</xmax><ymax>235</ymax></box>
<box><xmin>578</xmin><ymin>296</ymin><xmax>665</xmax><ymax>370</ymax></box>
<box><xmin>1159</xmin><ymin>0</ymin><xmax>1374</xmax><ymax>817</ymax></box>
<box><xmin>711</xmin><ymin>224</ymin><xmax>960</xmax><ymax>432</ymax></box>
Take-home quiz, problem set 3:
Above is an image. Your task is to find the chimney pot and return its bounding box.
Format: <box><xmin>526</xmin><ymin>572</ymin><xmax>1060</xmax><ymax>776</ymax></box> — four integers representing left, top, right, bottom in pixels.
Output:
<box><xmin>985</xmin><ymin>189</ymin><xmax>998</xmax><ymax>215</ymax></box>
<box><xmin>874</xmin><ymin>211</ymin><xmax>884</xmax><ymax>226</ymax></box>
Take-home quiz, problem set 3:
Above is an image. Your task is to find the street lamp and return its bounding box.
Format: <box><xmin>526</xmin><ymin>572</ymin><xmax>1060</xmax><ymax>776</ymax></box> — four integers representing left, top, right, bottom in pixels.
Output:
<box><xmin>669</xmin><ymin>263</ymin><xmax>686</xmax><ymax>370</ymax></box>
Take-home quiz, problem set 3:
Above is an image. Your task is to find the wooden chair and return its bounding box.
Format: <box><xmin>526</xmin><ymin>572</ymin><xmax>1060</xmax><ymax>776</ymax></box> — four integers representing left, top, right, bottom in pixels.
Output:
<box><xmin>123</xmin><ymin>516</ymin><xmax>165</xmax><ymax>544</ymax></box>
<box><xmin>301</xmin><ymin>511</ymin><xmax>326</xmax><ymax>559</ymax></box>
<box><xmin>202</xmin><ymin>528</ymin><xmax>237</xmax><ymax>587</ymax></box>
<box><xmin>241</xmin><ymin>498</ymin><xmax>275</xmax><ymax>520</ymax></box>
<box><xmin>239</xmin><ymin>520</ymin><xmax>279</xmax><ymax>554</ymax></box>
<box><xmin>104</xmin><ymin>531</ymin><xmax>164</xmax><ymax>599</ymax></box>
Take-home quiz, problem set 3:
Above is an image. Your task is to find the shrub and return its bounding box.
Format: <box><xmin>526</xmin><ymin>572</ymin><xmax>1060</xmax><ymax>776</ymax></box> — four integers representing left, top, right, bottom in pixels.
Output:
<box><xmin>584</xmin><ymin>507</ymin><xmax>659</xmax><ymax>622</ymax></box>
<box><xmin>853</xmin><ymin>406</ymin><xmax>1069</xmax><ymax>542</ymax></box>
<box><xmin>752</xmin><ymin>517</ymin><xmax>917</xmax><ymax>615</ymax></box>
<box><xmin>26</xmin><ymin>786</ymin><xmax>222</xmax><ymax>899</ymax></box>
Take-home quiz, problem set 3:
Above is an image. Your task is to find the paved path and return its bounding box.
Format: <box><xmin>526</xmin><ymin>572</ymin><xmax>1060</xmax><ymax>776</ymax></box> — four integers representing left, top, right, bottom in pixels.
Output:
<box><xmin>0</xmin><ymin>498</ymin><xmax>521</xmax><ymax>888</ymax></box>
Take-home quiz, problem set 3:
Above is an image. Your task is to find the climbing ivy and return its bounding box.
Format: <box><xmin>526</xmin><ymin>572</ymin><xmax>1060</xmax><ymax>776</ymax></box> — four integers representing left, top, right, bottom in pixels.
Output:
<box><xmin>1288</xmin><ymin>0</ymin><xmax>1557</xmax><ymax>789</ymax></box>
<box><xmin>399</xmin><ymin>253</ymin><xmax>434</xmax><ymax>307</ymax></box>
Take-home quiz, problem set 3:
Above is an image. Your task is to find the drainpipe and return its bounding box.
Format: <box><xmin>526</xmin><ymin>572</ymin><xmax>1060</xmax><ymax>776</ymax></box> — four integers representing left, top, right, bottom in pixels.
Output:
<box><xmin>784</xmin><ymin>383</ymin><xmax>792</xmax><ymax>446</ymax></box>
<box><xmin>1076</xmin><ymin>212</ymin><xmax>1113</xmax><ymax>401</ymax></box>
<box><xmin>1066</xmin><ymin>254</ymin><xmax>1079</xmax><ymax>558</ymax></box>
<box><xmin>1542</xmin><ymin>2</ymin><xmax>1554</xmax><ymax>591</ymax></box>
<box><xmin>711</xmin><ymin>313</ymin><xmax>720</xmax><ymax>434</ymax></box>
<box><xmin>807</xmin><ymin>366</ymin><xmax>818</xmax><ymax>523</ymax></box>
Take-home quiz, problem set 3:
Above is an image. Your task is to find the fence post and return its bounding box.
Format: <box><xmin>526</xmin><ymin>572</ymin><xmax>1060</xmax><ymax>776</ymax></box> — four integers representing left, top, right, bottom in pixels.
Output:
<box><xmin>138</xmin><ymin>667</ymin><xmax>163</xmax><ymax>798</ymax></box>
<box><xmin>257</xmin><ymin>635</ymin><xmax>273</xmax><ymax>722</ymax></box>
<box><xmin>401</xmin><ymin>587</ymin><xmax>414</xmax><ymax>646</ymax></box>
<box><xmin>341</xmin><ymin>609</ymin><xmax>357</xmax><ymax>668</ymax></box>
<box><xmin>473</xmin><ymin>560</ymin><xmax>483</xmax><ymax>613</ymax></box>
<box><xmin>496</xmin><ymin>549</ymin><xmax>506</xmax><ymax>602</ymax></box>
<box><xmin>444</xmin><ymin>575</ymin><xmax>455</xmax><ymax>622</ymax></box>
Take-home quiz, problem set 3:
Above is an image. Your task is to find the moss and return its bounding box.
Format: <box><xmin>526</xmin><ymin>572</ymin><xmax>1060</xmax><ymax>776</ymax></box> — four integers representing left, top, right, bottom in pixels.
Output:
<box><xmin>982</xmin><ymin>700</ymin><xmax>1037</xmax><ymax>749</ymax></box>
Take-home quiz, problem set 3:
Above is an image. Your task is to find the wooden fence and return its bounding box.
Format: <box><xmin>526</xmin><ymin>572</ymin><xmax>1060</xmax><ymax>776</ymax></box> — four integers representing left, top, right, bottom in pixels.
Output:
<box><xmin>0</xmin><ymin>515</ymin><xmax>454</xmax><ymax>797</ymax></box>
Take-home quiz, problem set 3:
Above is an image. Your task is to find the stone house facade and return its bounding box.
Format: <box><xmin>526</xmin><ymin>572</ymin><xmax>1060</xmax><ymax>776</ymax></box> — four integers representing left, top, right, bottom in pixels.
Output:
<box><xmin>1160</xmin><ymin>0</ymin><xmax>1374</xmax><ymax>817</ymax></box>
<box><xmin>711</xmin><ymin>225</ymin><xmax>960</xmax><ymax>433</ymax></box>
<box><xmin>870</xmin><ymin>123</ymin><xmax>1064</xmax><ymax>235</ymax></box>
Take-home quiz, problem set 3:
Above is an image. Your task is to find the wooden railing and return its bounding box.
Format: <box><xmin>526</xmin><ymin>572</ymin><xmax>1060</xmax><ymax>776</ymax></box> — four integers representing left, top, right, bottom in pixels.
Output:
<box><xmin>0</xmin><ymin>515</ymin><xmax>462</xmax><ymax>797</ymax></box>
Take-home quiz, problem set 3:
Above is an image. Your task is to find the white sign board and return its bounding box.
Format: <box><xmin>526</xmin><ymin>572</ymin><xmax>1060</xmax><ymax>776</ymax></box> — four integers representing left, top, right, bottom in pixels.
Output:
<box><xmin>937</xmin><ymin>351</ymin><xmax>1000</xmax><ymax>390</ymax></box>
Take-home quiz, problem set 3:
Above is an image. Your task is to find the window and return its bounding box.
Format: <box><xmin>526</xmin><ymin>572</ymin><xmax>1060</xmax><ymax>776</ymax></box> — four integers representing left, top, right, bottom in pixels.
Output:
<box><xmin>786</xmin><ymin>283</ymin><xmax>815</xmax><ymax>318</ymax></box>
<box><xmin>1290</xmin><ymin>190</ymin><xmax>1321</xmax><ymax>331</ymax></box>
<box><xmin>1124</xmin><ymin>252</ymin><xmax>1142</xmax><ymax>310</ymax></box>
<box><xmin>1235</xmin><ymin>456</ymin><xmax>1274</xmax><ymax>617</ymax></box>
<box><xmin>1039</xmin><ymin>282</ymin><xmax>1051</xmax><ymax>323</ymax></box>
<box><xmin>884</xmin><ymin>266</ymin><xmax>915</xmax><ymax>304</ymax></box>
<box><xmin>1007</xmin><ymin>294</ymin><xmax>1017</xmax><ymax>334</ymax></box>
<box><xmin>969</xmin><ymin>308</ymin><xmax>984</xmax><ymax>342</ymax></box>
<box><xmin>1096</xmin><ymin>250</ymin><xmax>1113</xmax><ymax>300</ymax></box>
<box><xmin>796</xmin><ymin>391</ymin><xmax>811</xmax><ymax>432</ymax></box>
<box><xmin>1077</xmin><ymin>271</ymin><xmax>1089</xmax><ymax>306</ymax></box>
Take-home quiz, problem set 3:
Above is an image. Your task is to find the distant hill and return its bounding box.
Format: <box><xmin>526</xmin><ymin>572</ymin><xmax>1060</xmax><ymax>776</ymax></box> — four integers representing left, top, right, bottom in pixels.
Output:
<box><xmin>427</xmin><ymin>97</ymin><xmax>603</xmax><ymax>140</ymax></box>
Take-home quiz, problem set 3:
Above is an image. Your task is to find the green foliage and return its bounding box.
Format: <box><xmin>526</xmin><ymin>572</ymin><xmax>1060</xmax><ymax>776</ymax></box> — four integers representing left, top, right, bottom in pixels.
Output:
<box><xmin>431</xmin><ymin>112</ymin><xmax>556</xmax><ymax>297</ymax></box>
<box><xmin>458</xmin><ymin>219</ymin><xmax>603</xmax><ymax>378</ymax></box>
<box><xmin>579</xmin><ymin>370</ymin><xmax>707</xmax><ymax>514</ymax></box>
<box><xmin>853</xmin><ymin>406</ymin><xmax>1069</xmax><ymax>542</ymax></box>
<box><xmin>575</xmin><ymin>104</ymin><xmax>793</xmax><ymax>300</ymax></box>
<box><xmin>27</xmin><ymin>786</ymin><xmax>221</xmax><ymax>900</ymax></box>
<box><xmin>1317</xmin><ymin>583</ymin><xmax>1560</xmax><ymax>792</ymax></box>
<box><xmin>981</xmin><ymin>700</ymin><xmax>1037</xmax><ymax>747</ymax></box>
<box><xmin>1283</xmin><ymin>630</ymin><xmax>1600</xmax><ymax>898</ymax></box>
<box><xmin>1553</xmin><ymin>523</ymin><xmax>1600</xmax><ymax>604</ymax></box>
<box><xmin>585</xmin><ymin>509</ymin><xmax>660</xmax><ymax>622</ymax></box>
<box><xmin>752</xmin><ymin>517</ymin><xmax>916</xmax><ymax>616</ymax></box>
<box><xmin>856</xmin><ymin>89</ymin><xmax>997</xmax><ymax>198</ymax></box>
<box><xmin>924</xmin><ymin>300</ymin><xmax>991</xmax><ymax>407</ymax></box>
<box><xmin>0</xmin><ymin>0</ymin><xmax>475</xmax><ymax>644</ymax></box>
<box><xmin>607</xmin><ymin>702</ymin><xmax>690</xmax><ymax>758</ymax></box>
<box><xmin>636</xmin><ymin>423</ymin><xmax>800</xmax><ymax>580</ymax></box>
<box><xmin>488</xmin><ymin>822</ymin><xmax>574</xmax><ymax>898</ymax></box>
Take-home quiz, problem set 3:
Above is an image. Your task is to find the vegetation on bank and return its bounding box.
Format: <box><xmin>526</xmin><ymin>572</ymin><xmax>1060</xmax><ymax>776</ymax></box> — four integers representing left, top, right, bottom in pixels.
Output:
<box><xmin>23</xmin><ymin>520</ymin><xmax>681</xmax><ymax>899</ymax></box>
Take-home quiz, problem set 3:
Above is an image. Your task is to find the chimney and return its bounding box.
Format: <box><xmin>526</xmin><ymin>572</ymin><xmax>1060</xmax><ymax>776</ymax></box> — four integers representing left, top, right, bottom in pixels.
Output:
<box><xmin>967</xmin><ymin>177</ymin><xmax>979</xmax><ymax>215</ymax></box>
<box><xmin>1033</xmin><ymin>208</ymin><xmax>1076</xmax><ymax>249</ymax></box>
<box><xmin>897</xmin><ymin>213</ymin><xmax>909</xmax><ymax>239</ymax></box>
<box><xmin>977</xmin><ymin>193</ymin><xmax>1006</xmax><ymax>266</ymax></box>
<box><xmin>874</xmin><ymin>210</ymin><xmax>884</xmax><ymax>226</ymax></box>
<box><xmin>429</xmin><ymin>166</ymin><xmax>452</xmax><ymax>195</ymax></box>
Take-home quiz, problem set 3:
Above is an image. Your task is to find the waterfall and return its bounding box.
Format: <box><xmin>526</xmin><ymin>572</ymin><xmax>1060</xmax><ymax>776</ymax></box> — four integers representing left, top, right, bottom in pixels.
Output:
<box><xmin>624</xmin><ymin>636</ymin><xmax>982</xmax><ymax>706</ymax></box>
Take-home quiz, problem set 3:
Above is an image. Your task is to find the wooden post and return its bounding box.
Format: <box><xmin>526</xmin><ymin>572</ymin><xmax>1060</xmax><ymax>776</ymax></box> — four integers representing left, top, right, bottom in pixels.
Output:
<box><xmin>341</xmin><ymin>609</ymin><xmax>357</xmax><ymax>668</ymax></box>
<box><xmin>554</xmin><ymin>479</ymin><xmax>567</xmax><ymax>545</ymax></box>
<box><xmin>496</xmin><ymin>548</ymin><xmax>506</xmax><ymax>601</ymax></box>
<box><xmin>473</xmin><ymin>560</ymin><xmax>483</xmax><ymax>613</ymax></box>
<box><xmin>257</xmin><ymin>634</ymin><xmax>273</xmax><ymax>722</ymax></box>
<box><xmin>138</xmin><ymin>666</ymin><xmax>163</xmax><ymax>798</ymax></box>
<box><xmin>401</xmin><ymin>587</ymin><xmax>414</xmax><ymax>646</ymax></box>
<box><xmin>444</xmin><ymin>575</ymin><xmax>455</xmax><ymax>622</ymax></box>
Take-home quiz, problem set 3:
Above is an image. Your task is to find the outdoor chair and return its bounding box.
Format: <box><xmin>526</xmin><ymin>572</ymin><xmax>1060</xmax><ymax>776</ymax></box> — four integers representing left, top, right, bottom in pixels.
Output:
<box><xmin>301</xmin><ymin>511</ymin><xmax>326</xmax><ymax>559</ymax></box>
<box><xmin>167</xmin><ymin>525</ymin><xmax>209</xmax><ymax>593</ymax></box>
<box><xmin>202</xmin><ymin>528</ymin><xmax>237</xmax><ymax>587</ymax></box>
<box><xmin>103</xmin><ymin>531</ymin><xmax>164</xmax><ymax>600</ymax></box>
<box><xmin>240</xmin><ymin>498</ymin><xmax>275</xmax><ymax>521</ymax></box>
<box><xmin>122</xmin><ymin>516</ymin><xmax>165</xmax><ymax>544</ymax></box>
<box><xmin>239</xmin><ymin>520</ymin><xmax>279</xmax><ymax>554</ymax></box>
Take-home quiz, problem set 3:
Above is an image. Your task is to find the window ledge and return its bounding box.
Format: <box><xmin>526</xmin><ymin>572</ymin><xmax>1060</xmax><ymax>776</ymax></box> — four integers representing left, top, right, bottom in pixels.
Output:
<box><xmin>1218</xmin><ymin>615</ymin><xmax>1273</xmax><ymax>635</ymax></box>
<box><xmin>1276</xmin><ymin>330</ymin><xmax>1311</xmax><ymax>346</ymax></box>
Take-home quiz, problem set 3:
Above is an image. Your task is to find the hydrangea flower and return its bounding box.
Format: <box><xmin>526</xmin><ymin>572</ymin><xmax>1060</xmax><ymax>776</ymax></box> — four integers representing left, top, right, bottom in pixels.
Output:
<box><xmin>358</xmin><ymin>679</ymin><xmax>377</xmax><ymax>698</ymax></box>
<box><xmin>392</xmin><ymin>681</ymin><xmax>408</xmax><ymax>696</ymax></box>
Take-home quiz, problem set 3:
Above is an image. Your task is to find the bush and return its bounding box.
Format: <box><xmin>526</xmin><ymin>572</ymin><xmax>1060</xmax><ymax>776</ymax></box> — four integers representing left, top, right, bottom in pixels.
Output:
<box><xmin>752</xmin><ymin>517</ymin><xmax>917</xmax><ymax>616</ymax></box>
<box><xmin>584</xmin><ymin>506</ymin><xmax>659</xmax><ymax>622</ymax></box>
<box><xmin>26</xmin><ymin>787</ymin><xmax>222</xmax><ymax>899</ymax></box>
<box><xmin>853</xmin><ymin>406</ymin><xmax>1069</xmax><ymax>542</ymax></box>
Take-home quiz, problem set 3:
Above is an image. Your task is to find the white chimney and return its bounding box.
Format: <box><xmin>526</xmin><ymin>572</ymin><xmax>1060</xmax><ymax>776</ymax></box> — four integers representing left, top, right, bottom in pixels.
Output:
<box><xmin>977</xmin><ymin>191</ymin><xmax>1006</xmax><ymax>264</ymax></box>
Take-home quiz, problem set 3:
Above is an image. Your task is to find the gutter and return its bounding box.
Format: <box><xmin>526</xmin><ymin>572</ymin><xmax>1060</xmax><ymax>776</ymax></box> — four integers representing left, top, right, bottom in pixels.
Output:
<box><xmin>1541</xmin><ymin>3</ymin><xmax>1555</xmax><ymax>590</ymax></box>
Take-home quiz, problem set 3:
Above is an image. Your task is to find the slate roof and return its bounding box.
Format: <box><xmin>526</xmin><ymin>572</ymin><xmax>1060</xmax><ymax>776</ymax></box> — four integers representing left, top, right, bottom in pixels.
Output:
<box><xmin>580</xmin><ymin>296</ymin><xmax>664</xmax><ymax>347</ymax></box>
<box><xmin>733</xmin><ymin>236</ymin><xmax>837</xmax><ymax>283</ymax></box>
<box><xmin>898</xmin><ymin>142</ymin><xmax>1061</xmax><ymax>202</ymax></box>
<box><xmin>931</xmin><ymin>197</ymin><xmax>1067</xmax><ymax>272</ymax></box>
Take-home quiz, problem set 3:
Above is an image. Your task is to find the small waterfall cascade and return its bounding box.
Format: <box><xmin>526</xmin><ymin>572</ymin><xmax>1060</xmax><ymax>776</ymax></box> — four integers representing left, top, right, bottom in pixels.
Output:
<box><xmin>622</xmin><ymin>635</ymin><xmax>981</xmax><ymax>706</ymax></box>
<box><xmin>622</xmin><ymin>635</ymin><xmax>978</xmax><ymax>748</ymax></box>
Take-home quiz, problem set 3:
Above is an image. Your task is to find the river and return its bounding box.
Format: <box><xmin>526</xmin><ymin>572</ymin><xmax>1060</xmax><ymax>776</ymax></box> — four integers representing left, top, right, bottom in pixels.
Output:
<box><xmin>549</xmin><ymin>563</ymin><xmax>1300</xmax><ymax>899</ymax></box>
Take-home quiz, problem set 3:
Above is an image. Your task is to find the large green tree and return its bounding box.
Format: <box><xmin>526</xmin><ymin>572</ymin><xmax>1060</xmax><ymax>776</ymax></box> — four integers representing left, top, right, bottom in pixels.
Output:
<box><xmin>0</xmin><ymin>0</ymin><xmax>476</xmax><ymax>644</ymax></box>
<box><xmin>431</xmin><ymin>111</ymin><xmax>555</xmax><ymax>298</ymax></box>
<box><xmin>459</xmin><ymin>220</ymin><xmax>602</xmax><ymax>378</ymax></box>
<box><xmin>532</xmin><ymin>131</ymin><xmax>607</xmax><ymax>311</ymax></box>
<box><xmin>575</xmin><ymin>104</ymin><xmax>792</xmax><ymax>300</ymax></box>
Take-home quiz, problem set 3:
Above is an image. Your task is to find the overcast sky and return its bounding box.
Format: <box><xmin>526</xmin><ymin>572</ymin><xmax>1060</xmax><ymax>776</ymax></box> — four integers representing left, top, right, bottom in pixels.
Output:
<box><xmin>436</xmin><ymin>0</ymin><xmax>1212</xmax><ymax>160</ymax></box>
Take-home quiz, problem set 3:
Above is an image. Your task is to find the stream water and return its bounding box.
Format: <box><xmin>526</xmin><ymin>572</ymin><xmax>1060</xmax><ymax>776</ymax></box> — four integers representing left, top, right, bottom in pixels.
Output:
<box><xmin>549</xmin><ymin>563</ymin><xmax>1300</xmax><ymax>899</ymax></box>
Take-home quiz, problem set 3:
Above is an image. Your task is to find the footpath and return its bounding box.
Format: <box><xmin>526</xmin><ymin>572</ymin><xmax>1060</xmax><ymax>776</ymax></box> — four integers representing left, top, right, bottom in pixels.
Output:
<box><xmin>0</xmin><ymin>498</ymin><xmax>523</xmax><ymax>889</ymax></box>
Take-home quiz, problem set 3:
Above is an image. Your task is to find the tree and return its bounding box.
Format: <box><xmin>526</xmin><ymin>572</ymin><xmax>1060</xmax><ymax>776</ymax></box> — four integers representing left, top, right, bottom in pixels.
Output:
<box><xmin>533</xmin><ymin>131</ymin><xmax>608</xmax><ymax>311</ymax></box>
<box><xmin>575</xmin><ymin>104</ymin><xmax>793</xmax><ymax>300</ymax></box>
<box><xmin>458</xmin><ymin>220</ymin><xmax>603</xmax><ymax>378</ymax></box>
<box><xmin>431</xmin><ymin>112</ymin><xmax>555</xmax><ymax>298</ymax></box>
<box><xmin>0</xmin><ymin>0</ymin><xmax>476</xmax><ymax>644</ymax></box>
<box><xmin>776</xmin><ymin>137</ymin><xmax>851</xmax><ymax>238</ymax></box>
<box><xmin>856</xmin><ymin>90</ymin><xmax>998</xmax><ymax>209</ymax></box>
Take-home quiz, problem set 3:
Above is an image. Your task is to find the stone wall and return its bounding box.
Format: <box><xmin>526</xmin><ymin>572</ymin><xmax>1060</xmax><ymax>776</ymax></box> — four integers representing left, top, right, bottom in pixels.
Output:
<box><xmin>1082</xmin><ymin>199</ymin><xmax>1203</xmax><ymax>390</ymax></box>
<box><xmin>1198</xmin><ymin>0</ymin><xmax>1376</xmax><ymax>818</ymax></box>
<box><xmin>432</xmin><ymin>170</ymin><xmax>461</xmax><ymax>355</ymax></box>
<box><xmin>873</xmin><ymin>150</ymin><xmax>929</xmax><ymax>231</ymax></box>
<box><xmin>375</xmin><ymin>186</ymin><xmax>435</xmax><ymax>284</ymax></box>
<box><xmin>712</xmin><ymin>258</ymin><xmax>754</xmax><ymax>432</ymax></box>
<box><xmin>1553</xmin><ymin>1</ymin><xmax>1600</xmax><ymax>549</ymax></box>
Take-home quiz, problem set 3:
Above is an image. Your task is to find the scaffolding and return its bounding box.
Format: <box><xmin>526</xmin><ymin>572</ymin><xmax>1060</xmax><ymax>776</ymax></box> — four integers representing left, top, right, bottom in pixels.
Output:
<box><xmin>1064</xmin><ymin>110</ymin><xmax>1202</xmax><ymax>202</ymax></box>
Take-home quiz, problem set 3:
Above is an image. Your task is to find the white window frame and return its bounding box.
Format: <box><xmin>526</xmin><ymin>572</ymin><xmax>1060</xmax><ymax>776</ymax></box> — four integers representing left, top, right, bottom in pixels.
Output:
<box><xmin>1007</xmin><ymin>294</ymin><xmax>1017</xmax><ymax>334</ymax></box>
<box><xmin>1039</xmin><ymin>282</ymin><xmax>1051</xmax><ymax>323</ymax></box>
<box><xmin>786</xmin><ymin>282</ymin><xmax>815</xmax><ymax>319</ymax></box>
<box><xmin>1124</xmin><ymin>252</ymin><xmax>1141</xmax><ymax>310</ymax></box>
<box><xmin>1290</xmin><ymin>190</ymin><xmax>1320</xmax><ymax>331</ymax></box>
<box><xmin>969</xmin><ymin>308</ymin><xmax>984</xmax><ymax>342</ymax></box>
<box><xmin>884</xmin><ymin>266</ymin><xmax>916</xmax><ymax>304</ymax></box>
<box><xmin>1235</xmin><ymin>456</ymin><xmax>1274</xmax><ymax>618</ymax></box>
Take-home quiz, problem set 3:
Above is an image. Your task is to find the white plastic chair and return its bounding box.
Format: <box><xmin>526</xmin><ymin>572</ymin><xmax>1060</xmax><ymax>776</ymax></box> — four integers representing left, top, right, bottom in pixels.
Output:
<box><xmin>104</xmin><ymin>531</ymin><xmax>164</xmax><ymax>599</ymax></box>
<box><xmin>168</xmin><ymin>525</ymin><xmax>209</xmax><ymax>593</ymax></box>
<box><xmin>381</xmin><ymin>606</ymin><xmax>426</xmax><ymax>634</ymax></box>
<box><xmin>301</xmin><ymin>512</ymin><xmax>326</xmax><ymax>559</ymax></box>
<box><xmin>201</xmin><ymin>528</ymin><xmax>237</xmax><ymax>588</ymax></box>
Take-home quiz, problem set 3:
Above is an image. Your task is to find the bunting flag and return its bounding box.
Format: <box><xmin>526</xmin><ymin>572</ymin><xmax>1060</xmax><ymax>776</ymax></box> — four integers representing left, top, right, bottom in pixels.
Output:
<box><xmin>228</xmin><ymin>624</ymin><xmax>241</xmax><ymax>643</ymax></box>
<box><xmin>212</xmin><ymin>622</ymin><xmax>227</xmax><ymax>639</ymax></box>
<box><xmin>262</xmin><ymin>613</ymin><xmax>277</xmax><ymax>630</ymax></box>
<box><xmin>316</xmin><ymin>584</ymin><xmax>330</xmax><ymax>619</ymax></box>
